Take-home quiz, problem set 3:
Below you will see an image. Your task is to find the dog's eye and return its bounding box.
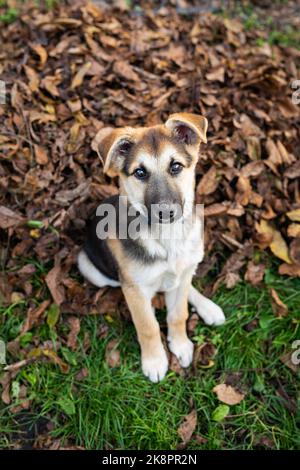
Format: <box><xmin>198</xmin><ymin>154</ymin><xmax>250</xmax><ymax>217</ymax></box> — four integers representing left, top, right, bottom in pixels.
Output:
<box><xmin>134</xmin><ymin>167</ymin><xmax>148</xmax><ymax>180</ymax></box>
<box><xmin>169</xmin><ymin>161</ymin><xmax>183</xmax><ymax>175</ymax></box>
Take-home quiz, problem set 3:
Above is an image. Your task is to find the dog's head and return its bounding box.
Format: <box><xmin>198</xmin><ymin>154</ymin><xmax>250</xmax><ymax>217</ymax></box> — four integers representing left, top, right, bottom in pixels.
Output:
<box><xmin>95</xmin><ymin>113</ymin><xmax>207</xmax><ymax>224</ymax></box>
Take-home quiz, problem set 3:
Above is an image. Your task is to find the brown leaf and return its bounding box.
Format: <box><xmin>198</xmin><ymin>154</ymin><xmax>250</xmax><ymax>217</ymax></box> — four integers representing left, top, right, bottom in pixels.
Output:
<box><xmin>239</xmin><ymin>114</ymin><xmax>263</xmax><ymax>138</ymax></box>
<box><xmin>284</xmin><ymin>160</ymin><xmax>300</xmax><ymax>179</ymax></box>
<box><xmin>34</xmin><ymin>145</ymin><xmax>49</xmax><ymax>165</ymax></box>
<box><xmin>30</xmin><ymin>43</ymin><xmax>48</xmax><ymax>68</ymax></box>
<box><xmin>45</xmin><ymin>264</ymin><xmax>65</xmax><ymax>305</ymax></box>
<box><xmin>236</xmin><ymin>176</ymin><xmax>252</xmax><ymax>206</ymax></box>
<box><xmin>0</xmin><ymin>206</ymin><xmax>25</xmax><ymax>229</ymax></box>
<box><xmin>279</xmin><ymin>263</ymin><xmax>300</xmax><ymax>277</ymax></box>
<box><xmin>256</xmin><ymin>220</ymin><xmax>291</xmax><ymax>264</ymax></box>
<box><xmin>169</xmin><ymin>353</ymin><xmax>184</xmax><ymax>377</ymax></box>
<box><xmin>41</xmin><ymin>76</ymin><xmax>60</xmax><ymax>97</ymax></box>
<box><xmin>246</xmin><ymin>137</ymin><xmax>261</xmax><ymax>161</ymax></box>
<box><xmin>0</xmin><ymin>372</ymin><xmax>12</xmax><ymax>405</ymax></box>
<box><xmin>206</xmin><ymin>67</ymin><xmax>224</xmax><ymax>82</ymax></box>
<box><xmin>67</xmin><ymin>317</ymin><xmax>81</xmax><ymax>351</ymax></box>
<box><xmin>21</xmin><ymin>299</ymin><xmax>51</xmax><ymax>335</ymax></box>
<box><xmin>280</xmin><ymin>351</ymin><xmax>298</xmax><ymax>373</ymax></box>
<box><xmin>288</xmin><ymin>224</ymin><xmax>300</xmax><ymax>238</ymax></box>
<box><xmin>244</xmin><ymin>261</ymin><xmax>265</xmax><ymax>286</ymax></box>
<box><xmin>289</xmin><ymin>239</ymin><xmax>300</xmax><ymax>264</ymax></box>
<box><xmin>113</xmin><ymin>60</ymin><xmax>140</xmax><ymax>81</ymax></box>
<box><xmin>75</xmin><ymin>367</ymin><xmax>89</xmax><ymax>381</ymax></box>
<box><xmin>240</xmin><ymin>161</ymin><xmax>264</xmax><ymax>178</ymax></box>
<box><xmin>187</xmin><ymin>313</ymin><xmax>199</xmax><ymax>334</ymax></box>
<box><xmin>197</xmin><ymin>166</ymin><xmax>218</xmax><ymax>196</ymax></box>
<box><xmin>213</xmin><ymin>383</ymin><xmax>245</xmax><ymax>405</ymax></box>
<box><xmin>204</xmin><ymin>203</ymin><xmax>229</xmax><ymax>217</ymax></box>
<box><xmin>177</xmin><ymin>409</ymin><xmax>197</xmax><ymax>445</ymax></box>
<box><xmin>105</xmin><ymin>340</ymin><xmax>121</xmax><ymax>368</ymax></box>
<box><xmin>4</xmin><ymin>357</ymin><xmax>37</xmax><ymax>373</ymax></box>
<box><xmin>24</xmin><ymin>65</ymin><xmax>40</xmax><ymax>92</ymax></box>
<box><xmin>193</xmin><ymin>342</ymin><xmax>216</xmax><ymax>368</ymax></box>
<box><xmin>270</xmin><ymin>289</ymin><xmax>288</xmax><ymax>317</ymax></box>
<box><xmin>225</xmin><ymin>272</ymin><xmax>241</xmax><ymax>289</ymax></box>
<box><xmin>287</xmin><ymin>209</ymin><xmax>300</xmax><ymax>222</ymax></box>
<box><xmin>152</xmin><ymin>293</ymin><xmax>165</xmax><ymax>309</ymax></box>
<box><xmin>71</xmin><ymin>62</ymin><xmax>92</xmax><ymax>89</ymax></box>
<box><xmin>193</xmin><ymin>435</ymin><xmax>208</xmax><ymax>445</ymax></box>
<box><xmin>28</xmin><ymin>348</ymin><xmax>69</xmax><ymax>374</ymax></box>
<box><xmin>277</xmin><ymin>98</ymin><xmax>299</xmax><ymax>118</ymax></box>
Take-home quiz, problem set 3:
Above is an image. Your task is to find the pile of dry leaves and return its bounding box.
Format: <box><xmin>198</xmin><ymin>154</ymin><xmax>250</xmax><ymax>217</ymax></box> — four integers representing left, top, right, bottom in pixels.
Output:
<box><xmin>0</xmin><ymin>0</ymin><xmax>299</xmax><ymax>318</ymax></box>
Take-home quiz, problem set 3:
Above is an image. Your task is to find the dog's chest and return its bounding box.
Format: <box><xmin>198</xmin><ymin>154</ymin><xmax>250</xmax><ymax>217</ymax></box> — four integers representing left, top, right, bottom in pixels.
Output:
<box><xmin>133</xmin><ymin>219</ymin><xmax>204</xmax><ymax>292</ymax></box>
<box><xmin>158</xmin><ymin>236</ymin><xmax>202</xmax><ymax>291</ymax></box>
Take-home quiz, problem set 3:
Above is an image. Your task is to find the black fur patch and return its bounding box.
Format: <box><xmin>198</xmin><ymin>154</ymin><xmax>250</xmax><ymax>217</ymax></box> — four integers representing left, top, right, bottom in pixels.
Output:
<box><xmin>82</xmin><ymin>195</ymin><xmax>161</xmax><ymax>282</ymax></box>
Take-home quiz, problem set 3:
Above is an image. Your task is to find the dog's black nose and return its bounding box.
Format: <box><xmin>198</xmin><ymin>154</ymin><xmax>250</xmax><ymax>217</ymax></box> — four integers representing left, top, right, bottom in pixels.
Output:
<box><xmin>153</xmin><ymin>203</ymin><xmax>178</xmax><ymax>223</ymax></box>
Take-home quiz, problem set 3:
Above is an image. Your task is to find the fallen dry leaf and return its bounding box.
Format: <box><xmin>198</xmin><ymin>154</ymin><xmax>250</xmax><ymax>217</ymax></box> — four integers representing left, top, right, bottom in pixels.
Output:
<box><xmin>105</xmin><ymin>340</ymin><xmax>121</xmax><ymax>368</ymax></box>
<box><xmin>213</xmin><ymin>383</ymin><xmax>245</xmax><ymax>405</ymax></box>
<box><xmin>287</xmin><ymin>224</ymin><xmax>300</xmax><ymax>238</ymax></box>
<box><xmin>21</xmin><ymin>299</ymin><xmax>51</xmax><ymax>335</ymax></box>
<box><xmin>67</xmin><ymin>317</ymin><xmax>81</xmax><ymax>351</ymax></box>
<box><xmin>257</xmin><ymin>220</ymin><xmax>291</xmax><ymax>264</ymax></box>
<box><xmin>287</xmin><ymin>209</ymin><xmax>300</xmax><ymax>223</ymax></box>
<box><xmin>280</xmin><ymin>351</ymin><xmax>298</xmax><ymax>373</ymax></box>
<box><xmin>270</xmin><ymin>289</ymin><xmax>288</xmax><ymax>317</ymax></box>
<box><xmin>289</xmin><ymin>239</ymin><xmax>300</xmax><ymax>264</ymax></box>
<box><xmin>279</xmin><ymin>263</ymin><xmax>300</xmax><ymax>277</ymax></box>
<box><xmin>196</xmin><ymin>166</ymin><xmax>218</xmax><ymax>197</ymax></box>
<box><xmin>34</xmin><ymin>145</ymin><xmax>49</xmax><ymax>165</ymax></box>
<box><xmin>177</xmin><ymin>409</ymin><xmax>197</xmax><ymax>445</ymax></box>
<box><xmin>71</xmin><ymin>62</ymin><xmax>92</xmax><ymax>89</ymax></box>
<box><xmin>45</xmin><ymin>264</ymin><xmax>65</xmax><ymax>305</ymax></box>
<box><xmin>0</xmin><ymin>206</ymin><xmax>25</xmax><ymax>229</ymax></box>
<box><xmin>30</xmin><ymin>43</ymin><xmax>48</xmax><ymax>68</ymax></box>
<box><xmin>244</xmin><ymin>261</ymin><xmax>265</xmax><ymax>286</ymax></box>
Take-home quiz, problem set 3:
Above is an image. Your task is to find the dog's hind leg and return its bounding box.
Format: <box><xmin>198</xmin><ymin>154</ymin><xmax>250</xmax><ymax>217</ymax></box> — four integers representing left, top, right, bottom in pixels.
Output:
<box><xmin>77</xmin><ymin>250</ymin><xmax>120</xmax><ymax>288</ymax></box>
<box><xmin>188</xmin><ymin>286</ymin><xmax>225</xmax><ymax>326</ymax></box>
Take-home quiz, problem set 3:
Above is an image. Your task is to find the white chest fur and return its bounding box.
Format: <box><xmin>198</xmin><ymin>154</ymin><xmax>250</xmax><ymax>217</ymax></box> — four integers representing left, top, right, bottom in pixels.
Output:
<box><xmin>129</xmin><ymin>217</ymin><xmax>204</xmax><ymax>293</ymax></box>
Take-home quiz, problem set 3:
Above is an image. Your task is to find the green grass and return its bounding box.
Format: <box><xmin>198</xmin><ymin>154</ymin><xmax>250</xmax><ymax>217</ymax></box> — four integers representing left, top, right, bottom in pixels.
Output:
<box><xmin>217</xmin><ymin>1</ymin><xmax>300</xmax><ymax>50</ymax></box>
<box><xmin>0</xmin><ymin>6</ymin><xmax>19</xmax><ymax>24</ymax></box>
<box><xmin>0</xmin><ymin>0</ymin><xmax>59</xmax><ymax>24</ymax></box>
<box><xmin>0</xmin><ymin>263</ymin><xmax>299</xmax><ymax>449</ymax></box>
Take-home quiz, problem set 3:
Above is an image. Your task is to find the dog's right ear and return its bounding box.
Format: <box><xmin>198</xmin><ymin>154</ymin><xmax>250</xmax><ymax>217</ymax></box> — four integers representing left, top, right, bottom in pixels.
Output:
<box><xmin>93</xmin><ymin>127</ymin><xmax>135</xmax><ymax>177</ymax></box>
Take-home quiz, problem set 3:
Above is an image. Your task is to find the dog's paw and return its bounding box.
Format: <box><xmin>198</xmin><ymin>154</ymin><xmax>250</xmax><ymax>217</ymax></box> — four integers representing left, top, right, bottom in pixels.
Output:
<box><xmin>195</xmin><ymin>299</ymin><xmax>225</xmax><ymax>326</ymax></box>
<box><xmin>142</xmin><ymin>350</ymin><xmax>169</xmax><ymax>383</ymax></box>
<box><xmin>168</xmin><ymin>337</ymin><xmax>194</xmax><ymax>368</ymax></box>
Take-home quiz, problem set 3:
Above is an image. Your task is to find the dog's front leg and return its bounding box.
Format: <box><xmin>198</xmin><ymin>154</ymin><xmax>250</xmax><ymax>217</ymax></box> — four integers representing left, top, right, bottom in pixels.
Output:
<box><xmin>165</xmin><ymin>268</ymin><xmax>195</xmax><ymax>368</ymax></box>
<box><xmin>188</xmin><ymin>286</ymin><xmax>225</xmax><ymax>326</ymax></box>
<box><xmin>122</xmin><ymin>284</ymin><xmax>169</xmax><ymax>383</ymax></box>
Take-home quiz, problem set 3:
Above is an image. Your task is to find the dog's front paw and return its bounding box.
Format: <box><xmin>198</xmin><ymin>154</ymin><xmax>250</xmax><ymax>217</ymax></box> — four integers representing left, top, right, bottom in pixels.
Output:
<box><xmin>196</xmin><ymin>299</ymin><xmax>225</xmax><ymax>326</ymax></box>
<box><xmin>168</xmin><ymin>337</ymin><xmax>194</xmax><ymax>368</ymax></box>
<box><xmin>142</xmin><ymin>349</ymin><xmax>169</xmax><ymax>383</ymax></box>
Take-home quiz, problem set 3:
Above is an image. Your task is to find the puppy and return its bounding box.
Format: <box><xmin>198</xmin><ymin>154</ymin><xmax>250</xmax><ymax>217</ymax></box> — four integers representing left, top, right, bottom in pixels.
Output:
<box><xmin>78</xmin><ymin>113</ymin><xmax>225</xmax><ymax>382</ymax></box>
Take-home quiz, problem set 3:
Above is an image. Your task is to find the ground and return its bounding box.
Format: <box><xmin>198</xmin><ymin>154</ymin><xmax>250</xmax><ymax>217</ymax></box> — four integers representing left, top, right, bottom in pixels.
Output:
<box><xmin>0</xmin><ymin>0</ymin><xmax>299</xmax><ymax>450</ymax></box>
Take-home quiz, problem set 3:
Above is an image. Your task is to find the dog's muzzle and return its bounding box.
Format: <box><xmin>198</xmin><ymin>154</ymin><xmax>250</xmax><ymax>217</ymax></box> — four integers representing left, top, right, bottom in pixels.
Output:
<box><xmin>151</xmin><ymin>202</ymin><xmax>181</xmax><ymax>224</ymax></box>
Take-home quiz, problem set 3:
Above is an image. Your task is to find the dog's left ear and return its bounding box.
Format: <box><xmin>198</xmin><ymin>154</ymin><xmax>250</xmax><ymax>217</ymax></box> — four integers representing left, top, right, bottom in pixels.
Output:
<box><xmin>165</xmin><ymin>113</ymin><xmax>208</xmax><ymax>153</ymax></box>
